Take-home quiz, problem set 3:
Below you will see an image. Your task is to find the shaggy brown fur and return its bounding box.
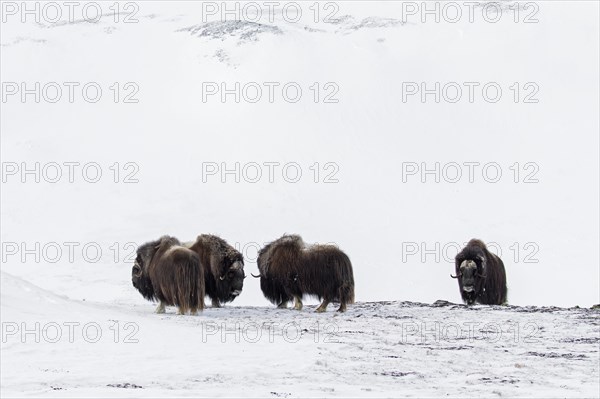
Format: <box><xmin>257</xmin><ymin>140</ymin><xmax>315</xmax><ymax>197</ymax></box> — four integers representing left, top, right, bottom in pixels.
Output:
<box><xmin>186</xmin><ymin>234</ymin><xmax>245</xmax><ymax>307</ymax></box>
<box><xmin>132</xmin><ymin>236</ymin><xmax>205</xmax><ymax>314</ymax></box>
<box><xmin>254</xmin><ymin>238</ymin><xmax>292</xmax><ymax>308</ymax></box>
<box><xmin>453</xmin><ymin>239</ymin><xmax>507</xmax><ymax>305</ymax></box>
<box><xmin>254</xmin><ymin>235</ymin><xmax>355</xmax><ymax>312</ymax></box>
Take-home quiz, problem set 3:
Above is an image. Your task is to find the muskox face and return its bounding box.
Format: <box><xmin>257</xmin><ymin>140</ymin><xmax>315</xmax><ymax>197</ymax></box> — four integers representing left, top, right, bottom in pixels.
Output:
<box><xmin>219</xmin><ymin>259</ymin><xmax>245</xmax><ymax>300</ymax></box>
<box><xmin>131</xmin><ymin>259</ymin><xmax>143</xmax><ymax>289</ymax></box>
<box><xmin>458</xmin><ymin>256</ymin><xmax>486</xmax><ymax>304</ymax></box>
<box><xmin>131</xmin><ymin>242</ymin><xmax>158</xmax><ymax>300</ymax></box>
<box><xmin>132</xmin><ymin>252</ymin><xmax>148</xmax><ymax>288</ymax></box>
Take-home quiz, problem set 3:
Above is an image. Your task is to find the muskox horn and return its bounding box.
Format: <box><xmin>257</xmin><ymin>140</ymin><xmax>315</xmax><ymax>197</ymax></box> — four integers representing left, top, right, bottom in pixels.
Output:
<box><xmin>230</xmin><ymin>261</ymin><xmax>242</xmax><ymax>270</ymax></box>
<box><xmin>450</xmin><ymin>273</ymin><xmax>462</xmax><ymax>279</ymax></box>
<box><xmin>251</xmin><ymin>273</ymin><xmax>261</xmax><ymax>278</ymax></box>
<box><xmin>133</xmin><ymin>263</ymin><xmax>143</xmax><ymax>277</ymax></box>
<box><xmin>219</xmin><ymin>275</ymin><xmax>226</xmax><ymax>281</ymax></box>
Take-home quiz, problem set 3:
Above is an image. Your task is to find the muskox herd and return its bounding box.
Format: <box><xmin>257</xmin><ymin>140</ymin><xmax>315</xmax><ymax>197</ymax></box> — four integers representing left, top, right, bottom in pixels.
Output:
<box><xmin>132</xmin><ymin>234</ymin><xmax>247</xmax><ymax>315</ymax></box>
<box><xmin>132</xmin><ymin>235</ymin><xmax>507</xmax><ymax>314</ymax></box>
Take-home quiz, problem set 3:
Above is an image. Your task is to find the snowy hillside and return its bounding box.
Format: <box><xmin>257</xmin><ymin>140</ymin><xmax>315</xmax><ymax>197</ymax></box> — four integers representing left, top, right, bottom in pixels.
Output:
<box><xmin>1</xmin><ymin>0</ymin><xmax>599</xmax><ymax>397</ymax></box>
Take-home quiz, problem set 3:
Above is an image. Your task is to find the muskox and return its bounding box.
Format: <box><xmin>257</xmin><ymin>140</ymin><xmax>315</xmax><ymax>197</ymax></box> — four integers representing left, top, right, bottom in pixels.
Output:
<box><xmin>452</xmin><ymin>239</ymin><xmax>507</xmax><ymax>305</ymax></box>
<box><xmin>253</xmin><ymin>235</ymin><xmax>355</xmax><ymax>312</ymax></box>
<box><xmin>132</xmin><ymin>236</ymin><xmax>205</xmax><ymax>314</ymax></box>
<box><xmin>185</xmin><ymin>234</ymin><xmax>245</xmax><ymax>307</ymax></box>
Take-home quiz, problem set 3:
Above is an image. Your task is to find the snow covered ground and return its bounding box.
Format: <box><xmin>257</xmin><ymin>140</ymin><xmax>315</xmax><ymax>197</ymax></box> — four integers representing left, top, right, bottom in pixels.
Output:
<box><xmin>1</xmin><ymin>0</ymin><xmax>599</xmax><ymax>397</ymax></box>
<box><xmin>1</xmin><ymin>271</ymin><xmax>599</xmax><ymax>397</ymax></box>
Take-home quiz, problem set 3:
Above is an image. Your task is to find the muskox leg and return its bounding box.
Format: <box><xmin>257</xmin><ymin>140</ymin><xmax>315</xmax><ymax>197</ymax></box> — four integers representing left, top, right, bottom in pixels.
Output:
<box><xmin>293</xmin><ymin>296</ymin><xmax>303</xmax><ymax>311</ymax></box>
<box><xmin>190</xmin><ymin>303</ymin><xmax>199</xmax><ymax>316</ymax></box>
<box><xmin>338</xmin><ymin>283</ymin><xmax>353</xmax><ymax>312</ymax></box>
<box><xmin>155</xmin><ymin>301</ymin><xmax>166</xmax><ymax>314</ymax></box>
<box><xmin>211</xmin><ymin>298</ymin><xmax>221</xmax><ymax>308</ymax></box>
<box><xmin>316</xmin><ymin>300</ymin><xmax>330</xmax><ymax>313</ymax></box>
<box><xmin>277</xmin><ymin>300</ymin><xmax>288</xmax><ymax>309</ymax></box>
